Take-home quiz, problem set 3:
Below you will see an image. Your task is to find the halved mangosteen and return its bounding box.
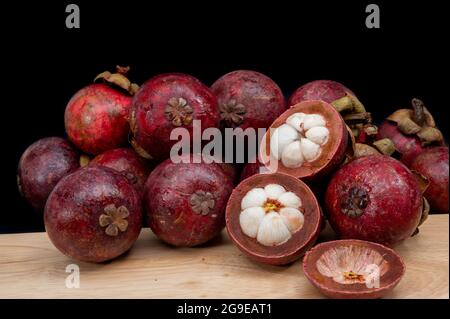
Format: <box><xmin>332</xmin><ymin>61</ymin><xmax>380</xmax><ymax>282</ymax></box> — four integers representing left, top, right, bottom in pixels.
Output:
<box><xmin>260</xmin><ymin>100</ymin><xmax>348</xmax><ymax>180</ymax></box>
<box><xmin>226</xmin><ymin>173</ymin><xmax>323</xmax><ymax>265</ymax></box>
<box><xmin>303</xmin><ymin>239</ymin><xmax>405</xmax><ymax>299</ymax></box>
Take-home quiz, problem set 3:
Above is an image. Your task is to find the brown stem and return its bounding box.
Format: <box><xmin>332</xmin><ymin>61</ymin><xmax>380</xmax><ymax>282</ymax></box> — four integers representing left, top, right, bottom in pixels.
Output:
<box><xmin>116</xmin><ymin>65</ymin><xmax>130</xmax><ymax>75</ymax></box>
<box><xmin>411</xmin><ymin>98</ymin><xmax>425</xmax><ymax>126</ymax></box>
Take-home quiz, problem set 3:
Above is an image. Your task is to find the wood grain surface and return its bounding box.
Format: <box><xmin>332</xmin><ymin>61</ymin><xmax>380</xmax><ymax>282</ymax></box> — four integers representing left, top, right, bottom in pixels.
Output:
<box><xmin>0</xmin><ymin>215</ymin><xmax>448</xmax><ymax>299</ymax></box>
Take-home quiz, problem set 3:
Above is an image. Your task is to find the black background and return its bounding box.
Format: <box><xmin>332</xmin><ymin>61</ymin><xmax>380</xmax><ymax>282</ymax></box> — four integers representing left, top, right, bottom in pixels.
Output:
<box><xmin>3</xmin><ymin>1</ymin><xmax>448</xmax><ymax>232</ymax></box>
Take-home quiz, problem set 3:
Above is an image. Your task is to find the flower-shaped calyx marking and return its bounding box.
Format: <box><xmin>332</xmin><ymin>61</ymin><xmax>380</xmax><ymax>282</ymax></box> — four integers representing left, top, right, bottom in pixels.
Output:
<box><xmin>99</xmin><ymin>204</ymin><xmax>130</xmax><ymax>236</ymax></box>
<box><xmin>341</xmin><ymin>187</ymin><xmax>369</xmax><ymax>218</ymax></box>
<box><xmin>190</xmin><ymin>190</ymin><xmax>215</xmax><ymax>216</ymax></box>
<box><xmin>220</xmin><ymin>99</ymin><xmax>247</xmax><ymax>126</ymax></box>
<box><xmin>165</xmin><ymin>97</ymin><xmax>194</xmax><ymax>126</ymax></box>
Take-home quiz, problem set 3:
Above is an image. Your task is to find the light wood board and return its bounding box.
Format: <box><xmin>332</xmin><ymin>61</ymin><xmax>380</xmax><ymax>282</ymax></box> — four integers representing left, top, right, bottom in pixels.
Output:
<box><xmin>0</xmin><ymin>215</ymin><xmax>448</xmax><ymax>299</ymax></box>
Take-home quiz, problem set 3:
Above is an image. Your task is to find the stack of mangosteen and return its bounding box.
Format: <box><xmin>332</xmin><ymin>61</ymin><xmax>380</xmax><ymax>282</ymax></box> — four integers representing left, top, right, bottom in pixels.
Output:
<box><xmin>17</xmin><ymin>67</ymin><xmax>448</xmax><ymax>298</ymax></box>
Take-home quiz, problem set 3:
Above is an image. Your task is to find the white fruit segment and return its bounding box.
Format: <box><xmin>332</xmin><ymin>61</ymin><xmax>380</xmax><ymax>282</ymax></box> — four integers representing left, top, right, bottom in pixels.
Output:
<box><xmin>270</xmin><ymin>124</ymin><xmax>299</xmax><ymax>160</ymax></box>
<box><xmin>241</xmin><ymin>188</ymin><xmax>267</xmax><ymax>210</ymax></box>
<box><xmin>300</xmin><ymin>138</ymin><xmax>321</xmax><ymax>161</ymax></box>
<box><xmin>279</xmin><ymin>208</ymin><xmax>304</xmax><ymax>233</ymax></box>
<box><xmin>264</xmin><ymin>184</ymin><xmax>286</xmax><ymax>200</ymax></box>
<box><xmin>239</xmin><ymin>207</ymin><xmax>265</xmax><ymax>238</ymax></box>
<box><xmin>278</xmin><ymin>191</ymin><xmax>302</xmax><ymax>208</ymax></box>
<box><xmin>239</xmin><ymin>184</ymin><xmax>304</xmax><ymax>247</ymax></box>
<box><xmin>257</xmin><ymin>212</ymin><xmax>292</xmax><ymax>246</ymax></box>
<box><xmin>281</xmin><ymin>141</ymin><xmax>304</xmax><ymax>168</ymax></box>
<box><xmin>270</xmin><ymin>112</ymin><xmax>329</xmax><ymax>168</ymax></box>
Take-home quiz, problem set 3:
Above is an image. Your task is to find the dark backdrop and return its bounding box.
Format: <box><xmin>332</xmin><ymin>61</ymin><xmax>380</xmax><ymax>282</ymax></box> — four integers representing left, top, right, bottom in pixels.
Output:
<box><xmin>3</xmin><ymin>1</ymin><xmax>448</xmax><ymax>232</ymax></box>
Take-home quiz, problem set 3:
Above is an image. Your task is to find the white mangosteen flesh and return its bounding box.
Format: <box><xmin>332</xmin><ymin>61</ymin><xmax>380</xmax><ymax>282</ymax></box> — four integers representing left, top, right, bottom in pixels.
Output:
<box><xmin>239</xmin><ymin>184</ymin><xmax>304</xmax><ymax>246</ymax></box>
<box><xmin>270</xmin><ymin>112</ymin><xmax>330</xmax><ymax>168</ymax></box>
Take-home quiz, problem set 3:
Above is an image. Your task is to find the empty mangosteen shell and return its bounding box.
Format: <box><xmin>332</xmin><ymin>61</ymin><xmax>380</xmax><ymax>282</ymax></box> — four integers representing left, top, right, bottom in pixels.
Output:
<box><xmin>260</xmin><ymin>100</ymin><xmax>348</xmax><ymax>181</ymax></box>
<box><xmin>226</xmin><ymin>172</ymin><xmax>323</xmax><ymax>266</ymax></box>
<box><xmin>303</xmin><ymin>239</ymin><xmax>405</xmax><ymax>299</ymax></box>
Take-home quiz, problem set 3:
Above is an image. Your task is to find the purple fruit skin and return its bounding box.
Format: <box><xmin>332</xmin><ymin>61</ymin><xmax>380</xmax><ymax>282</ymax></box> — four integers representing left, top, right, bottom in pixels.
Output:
<box><xmin>90</xmin><ymin>148</ymin><xmax>152</xmax><ymax>195</ymax></box>
<box><xmin>45</xmin><ymin>166</ymin><xmax>142</xmax><ymax>263</ymax></box>
<box><xmin>211</xmin><ymin>70</ymin><xmax>287</xmax><ymax>130</ymax></box>
<box><xmin>144</xmin><ymin>156</ymin><xmax>233</xmax><ymax>247</ymax></box>
<box><xmin>17</xmin><ymin>137</ymin><xmax>80</xmax><ymax>212</ymax></box>
<box><xmin>410</xmin><ymin>147</ymin><xmax>449</xmax><ymax>213</ymax></box>
<box><xmin>288</xmin><ymin>80</ymin><xmax>354</xmax><ymax>106</ymax></box>
<box><xmin>325</xmin><ymin>155</ymin><xmax>423</xmax><ymax>246</ymax></box>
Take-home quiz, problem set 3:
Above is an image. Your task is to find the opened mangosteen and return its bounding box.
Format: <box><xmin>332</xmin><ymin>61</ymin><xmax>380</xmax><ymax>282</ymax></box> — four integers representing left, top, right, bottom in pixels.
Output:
<box><xmin>89</xmin><ymin>148</ymin><xmax>152</xmax><ymax>195</ymax></box>
<box><xmin>325</xmin><ymin>155</ymin><xmax>427</xmax><ymax>246</ymax></box>
<box><xmin>303</xmin><ymin>239</ymin><xmax>405</xmax><ymax>299</ymax></box>
<box><xmin>211</xmin><ymin>70</ymin><xmax>286</xmax><ymax>131</ymax></box>
<box><xmin>17</xmin><ymin>137</ymin><xmax>83</xmax><ymax>212</ymax></box>
<box><xmin>226</xmin><ymin>173</ymin><xmax>323</xmax><ymax>265</ymax></box>
<box><xmin>260</xmin><ymin>100</ymin><xmax>348</xmax><ymax>180</ymax></box>
<box><xmin>130</xmin><ymin>73</ymin><xmax>219</xmax><ymax>161</ymax></box>
<box><xmin>44</xmin><ymin>166</ymin><xmax>142</xmax><ymax>263</ymax></box>
<box><xmin>144</xmin><ymin>154</ymin><xmax>234</xmax><ymax>247</ymax></box>
<box><xmin>65</xmin><ymin>66</ymin><xmax>138</xmax><ymax>155</ymax></box>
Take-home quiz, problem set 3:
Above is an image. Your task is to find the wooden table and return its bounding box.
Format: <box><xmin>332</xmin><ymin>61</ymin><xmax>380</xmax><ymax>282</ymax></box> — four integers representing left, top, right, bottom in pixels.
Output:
<box><xmin>0</xmin><ymin>215</ymin><xmax>448</xmax><ymax>299</ymax></box>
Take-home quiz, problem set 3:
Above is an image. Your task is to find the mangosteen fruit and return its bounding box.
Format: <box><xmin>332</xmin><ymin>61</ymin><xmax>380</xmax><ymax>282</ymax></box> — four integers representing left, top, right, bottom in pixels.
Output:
<box><xmin>226</xmin><ymin>173</ymin><xmax>323</xmax><ymax>265</ymax></box>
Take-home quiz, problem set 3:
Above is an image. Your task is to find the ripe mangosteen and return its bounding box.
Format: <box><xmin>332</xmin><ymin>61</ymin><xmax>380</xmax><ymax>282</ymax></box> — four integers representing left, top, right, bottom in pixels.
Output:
<box><xmin>260</xmin><ymin>100</ymin><xmax>348</xmax><ymax>181</ymax></box>
<box><xmin>226</xmin><ymin>173</ymin><xmax>323</xmax><ymax>265</ymax></box>
<box><xmin>211</xmin><ymin>70</ymin><xmax>286</xmax><ymax>130</ymax></box>
<box><xmin>130</xmin><ymin>73</ymin><xmax>219</xmax><ymax>161</ymax></box>
<box><xmin>325</xmin><ymin>155</ymin><xmax>427</xmax><ymax>246</ymax></box>
<box><xmin>90</xmin><ymin>148</ymin><xmax>152</xmax><ymax>195</ymax></box>
<box><xmin>65</xmin><ymin>66</ymin><xmax>139</xmax><ymax>155</ymax></box>
<box><xmin>17</xmin><ymin>137</ymin><xmax>82</xmax><ymax>212</ymax></box>
<box><xmin>143</xmin><ymin>154</ymin><xmax>234</xmax><ymax>246</ymax></box>
<box><xmin>44</xmin><ymin>166</ymin><xmax>142</xmax><ymax>262</ymax></box>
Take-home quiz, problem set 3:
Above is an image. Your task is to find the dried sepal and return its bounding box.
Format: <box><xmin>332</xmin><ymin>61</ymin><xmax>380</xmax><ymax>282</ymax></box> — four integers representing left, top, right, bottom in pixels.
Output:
<box><xmin>417</xmin><ymin>126</ymin><xmax>444</xmax><ymax>145</ymax></box>
<box><xmin>94</xmin><ymin>65</ymin><xmax>140</xmax><ymax>95</ymax></box>
<box><xmin>79</xmin><ymin>154</ymin><xmax>91</xmax><ymax>167</ymax></box>
<box><xmin>342</xmin><ymin>112</ymin><xmax>372</xmax><ymax>125</ymax></box>
<box><xmin>419</xmin><ymin>197</ymin><xmax>430</xmax><ymax>227</ymax></box>
<box><xmin>130</xmin><ymin>137</ymin><xmax>152</xmax><ymax>160</ymax></box>
<box><xmin>372</xmin><ymin>138</ymin><xmax>396</xmax><ymax>156</ymax></box>
<box><xmin>387</xmin><ymin>98</ymin><xmax>442</xmax><ymax>145</ymax></box>
<box><xmin>411</xmin><ymin>170</ymin><xmax>430</xmax><ymax>194</ymax></box>
<box><xmin>331</xmin><ymin>93</ymin><xmax>366</xmax><ymax>114</ymax></box>
<box><xmin>354</xmin><ymin>143</ymin><xmax>381</xmax><ymax>157</ymax></box>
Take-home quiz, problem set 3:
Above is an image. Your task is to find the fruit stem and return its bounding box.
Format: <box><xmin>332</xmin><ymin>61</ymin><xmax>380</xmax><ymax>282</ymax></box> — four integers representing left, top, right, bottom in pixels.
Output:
<box><xmin>411</xmin><ymin>98</ymin><xmax>425</xmax><ymax>126</ymax></box>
